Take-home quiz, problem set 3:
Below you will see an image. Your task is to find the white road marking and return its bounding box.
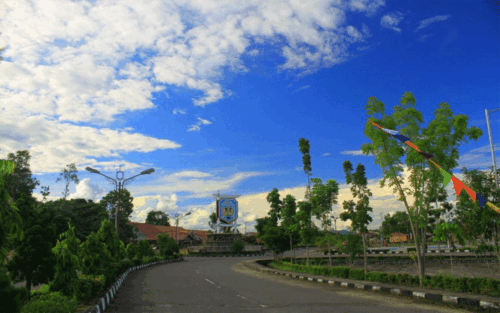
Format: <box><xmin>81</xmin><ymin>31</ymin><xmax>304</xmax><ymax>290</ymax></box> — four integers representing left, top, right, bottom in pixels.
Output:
<box><xmin>205</xmin><ymin>279</ymin><xmax>214</xmax><ymax>284</ymax></box>
<box><xmin>260</xmin><ymin>305</ymin><xmax>266</xmax><ymax>307</ymax></box>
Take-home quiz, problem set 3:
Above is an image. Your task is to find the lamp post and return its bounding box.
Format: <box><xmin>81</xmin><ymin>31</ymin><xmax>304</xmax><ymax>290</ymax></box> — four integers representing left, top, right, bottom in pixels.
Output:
<box><xmin>485</xmin><ymin>108</ymin><xmax>500</xmax><ymax>190</ymax></box>
<box><xmin>167</xmin><ymin>212</ymin><xmax>192</xmax><ymax>246</ymax></box>
<box><xmin>86</xmin><ymin>166</ymin><xmax>154</xmax><ymax>237</ymax></box>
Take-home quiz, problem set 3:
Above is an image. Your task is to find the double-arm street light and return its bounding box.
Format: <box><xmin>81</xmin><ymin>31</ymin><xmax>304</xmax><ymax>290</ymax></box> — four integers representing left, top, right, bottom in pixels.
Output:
<box><xmin>485</xmin><ymin>108</ymin><xmax>500</xmax><ymax>190</ymax></box>
<box><xmin>167</xmin><ymin>211</ymin><xmax>192</xmax><ymax>246</ymax></box>
<box><xmin>86</xmin><ymin>166</ymin><xmax>155</xmax><ymax>237</ymax></box>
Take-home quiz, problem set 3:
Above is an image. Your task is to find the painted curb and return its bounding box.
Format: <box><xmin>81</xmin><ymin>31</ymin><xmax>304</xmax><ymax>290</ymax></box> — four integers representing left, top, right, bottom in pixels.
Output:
<box><xmin>243</xmin><ymin>261</ymin><xmax>500</xmax><ymax>311</ymax></box>
<box><xmin>83</xmin><ymin>258</ymin><xmax>185</xmax><ymax>313</ymax></box>
<box><xmin>183</xmin><ymin>254</ymin><xmax>269</xmax><ymax>257</ymax></box>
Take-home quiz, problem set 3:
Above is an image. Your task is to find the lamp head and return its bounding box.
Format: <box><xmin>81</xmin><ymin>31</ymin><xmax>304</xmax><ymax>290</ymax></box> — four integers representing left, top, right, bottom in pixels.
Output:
<box><xmin>86</xmin><ymin>167</ymin><xmax>100</xmax><ymax>174</ymax></box>
<box><xmin>141</xmin><ymin>168</ymin><xmax>155</xmax><ymax>175</ymax></box>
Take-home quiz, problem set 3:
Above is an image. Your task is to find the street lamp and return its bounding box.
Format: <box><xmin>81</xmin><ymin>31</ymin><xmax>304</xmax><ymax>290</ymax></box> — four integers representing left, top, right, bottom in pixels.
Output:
<box><xmin>86</xmin><ymin>166</ymin><xmax>155</xmax><ymax>237</ymax></box>
<box><xmin>167</xmin><ymin>212</ymin><xmax>192</xmax><ymax>246</ymax></box>
<box><xmin>485</xmin><ymin>108</ymin><xmax>500</xmax><ymax>190</ymax></box>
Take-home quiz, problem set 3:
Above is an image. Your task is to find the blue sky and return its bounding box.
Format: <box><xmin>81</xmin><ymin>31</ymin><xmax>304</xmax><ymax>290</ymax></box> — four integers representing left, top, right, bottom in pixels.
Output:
<box><xmin>0</xmin><ymin>0</ymin><xmax>498</xmax><ymax>232</ymax></box>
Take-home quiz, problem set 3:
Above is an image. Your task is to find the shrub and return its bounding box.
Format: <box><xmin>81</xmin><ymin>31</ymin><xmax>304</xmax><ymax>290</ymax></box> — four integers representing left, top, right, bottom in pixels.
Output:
<box><xmin>125</xmin><ymin>242</ymin><xmax>138</xmax><ymax>259</ymax></box>
<box><xmin>231</xmin><ymin>239</ymin><xmax>245</xmax><ymax>254</ymax></box>
<box><xmin>348</xmin><ymin>268</ymin><xmax>365</xmax><ymax>280</ymax></box>
<box><xmin>117</xmin><ymin>258</ymin><xmax>134</xmax><ymax>275</ymax></box>
<box><xmin>20</xmin><ymin>292</ymin><xmax>79</xmax><ymax>313</ymax></box>
<box><xmin>77</xmin><ymin>273</ymin><xmax>105</xmax><ymax>301</ymax></box>
<box><xmin>329</xmin><ymin>267</ymin><xmax>350</xmax><ymax>279</ymax></box>
<box><xmin>0</xmin><ymin>285</ymin><xmax>28</xmax><ymax>313</ymax></box>
<box><xmin>132</xmin><ymin>258</ymin><xmax>143</xmax><ymax>266</ymax></box>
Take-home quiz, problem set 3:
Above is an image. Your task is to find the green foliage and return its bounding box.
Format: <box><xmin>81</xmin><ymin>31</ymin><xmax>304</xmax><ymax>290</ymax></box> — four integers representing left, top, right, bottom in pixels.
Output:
<box><xmin>135</xmin><ymin>239</ymin><xmax>155</xmax><ymax>259</ymax></box>
<box><xmin>348</xmin><ymin>268</ymin><xmax>365</xmax><ymax>280</ymax></box>
<box><xmin>20</xmin><ymin>291</ymin><xmax>79</xmax><ymax>313</ymax></box>
<box><xmin>2</xmin><ymin>151</ymin><xmax>40</xmax><ymax>203</ymax></box>
<box><xmin>145</xmin><ymin>210</ymin><xmax>171</xmax><ymax>226</ymax></box>
<box><xmin>157</xmin><ymin>233</ymin><xmax>179</xmax><ymax>257</ymax></box>
<box><xmin>125</xmin><ymin>242</ymin><xmax>138</xmax><ymax>259</ymax></box>
<box><xmin>382</xmin><ymin>211</ymin><xmax>412</xmax><ymax>237</ymax></box>
<box><xmin>99</xmin><ymin>188</ymin><xmax>137</xmax><ymax>243</ymax></box>
<box><xmin>0</xmin><ymin>266</ymin><xmax>28</xmax><ymax>313</ymax></box>
<box><xmin>95</xmin><ymin>219</ymin><xmax>124</xmax><ymax>261</ymax></box>
<box><xmin>6</xmin><ymin>194</ymin><xmax>57</xmax><ymax>300</ymax></box>
<box><xmin>49</xmin><ymin>222</ymin><xmax>81</xmax><ymax>299</ymax></box>
<box><xmin>78</xmin><ymin>232</ymin><xmax>113</xmax><ymax>276</ymax></box>
<box><xmin>339</xmin><ymin>233</ymin><xmax>363</xmax><ymax>262</ymax></box>
<box><xmin>309</xmin><ymin>178</ymin><xmax>339</xmax><ymax>231</ymax></box>
<box><xmin>231</xmin><ymin>238</ymin><xmax>245</xmax><ymax>254</ymax></box>
<box><xmin>55</xmin><ymin>163</ymin><xmax>79</xmax><ymax>200</ymax></box>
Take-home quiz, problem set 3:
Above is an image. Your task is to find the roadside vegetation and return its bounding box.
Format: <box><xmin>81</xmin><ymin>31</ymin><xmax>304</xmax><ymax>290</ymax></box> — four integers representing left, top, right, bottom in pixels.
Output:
<box><xmin>255</xmin><ymin>92</ymin><xmax>500</xmax><ymax>296</ymax></box>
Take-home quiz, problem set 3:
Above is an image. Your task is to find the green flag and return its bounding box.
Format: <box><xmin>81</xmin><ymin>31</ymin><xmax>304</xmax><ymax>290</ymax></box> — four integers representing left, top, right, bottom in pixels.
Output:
<box><xmin>439</xmin><ymin>168</ymin><xmax>452</xmax><ymax>187</ymax></box>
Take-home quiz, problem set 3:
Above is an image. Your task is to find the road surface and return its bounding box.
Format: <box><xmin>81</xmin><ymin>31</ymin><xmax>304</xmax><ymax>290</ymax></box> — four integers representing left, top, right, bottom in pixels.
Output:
<box><xmin>105</xmin><ymin>256</ymin><xmax>467</xmax><ymax>313</ymax></box>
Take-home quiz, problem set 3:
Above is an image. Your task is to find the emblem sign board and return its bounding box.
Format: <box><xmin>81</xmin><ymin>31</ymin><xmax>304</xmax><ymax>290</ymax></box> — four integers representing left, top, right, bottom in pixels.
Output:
<box><xmin>218</xmin><ymin>198</ymin><xmax>238</xmax><ymax>224</ymax></box>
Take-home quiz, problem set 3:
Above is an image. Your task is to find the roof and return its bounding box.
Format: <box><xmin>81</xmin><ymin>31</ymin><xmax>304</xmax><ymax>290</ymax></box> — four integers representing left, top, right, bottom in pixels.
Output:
<box><xmin>128</xmin><ymin>222</ymin><xmax>210</xmax><ymax>242</ymax></box>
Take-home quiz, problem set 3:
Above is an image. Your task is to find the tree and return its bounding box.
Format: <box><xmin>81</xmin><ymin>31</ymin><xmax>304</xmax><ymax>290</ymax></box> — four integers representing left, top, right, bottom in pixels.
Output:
<box><xmin>360</xmin><ymin>92</ymin><xmax>482</xmax><ymax>286</ymax></box>
<box><xmin>432</xmin><ymin>221</ymin><xmax>466</xmax><ymax>276</ymax></box>
<box><xmin>79</xmin><ymin>232</ymin><xmax>113</xmax><ymax>276</ymax></box>
<box><xmin>125</xmin><ymin>242</ymin><xmax>138</xmax><ymax>259</ymax></box>
<box><xmin>146</xmin><ymin>210</ymin><xmax>171</xmax><ymax>226</ymax></box>
<box><xmin>231</xmin><ymin>238</ymin><xmax>245</xmax><ymax>254</ymax></box>
<box><xmin>208</xmin><ymin>212</ymin><xmax>217</xmax><ymax>231</ymax></box>
<box><xmin>454</xmin><ymin>167</ymin><xmax>500</xmax><ymax>260</ymax></box>
<box><xmin>309</xmin><ymin>177</ymin><xmax>340</xmax><ymax>267</ymax></box>
<box><xmin>0</xmin><ymin>159</ymin><xmax>24</xmax><ymax>264</ymax></box>
<box><xmin>96</xmin><ymin>219</ymin><xmax>124</xmax><ymax>262</ymax></box>
<box><xmin>157</xmin><ymin>233</ymin><xmax>179</xmax><ymax>257</ymax></box>
<box><xmin>135</xmin><ymin>239</ymin><xmax>154</xmax><ymax>259</ymax></box>
<box><xmin>255</xmin><ymin>216</ymin><xmax>289</xmax><ymax>261</ymax></box>
<box><xmin>281</xmin><ymin>194</ymin><xmax>301</xmax><ymax>264</ymax></box>
<box><xmin>298</xmin><ymin>138</ymin><xmax>313</xmax><ymax>200</ymax></box>
<box><xmin>339</xmin><ymin>233</ymin><xmax>364</xmax><ymax>265</ymax></box>
<box><xmin>2</xmin><ymin>151</ymin><xmax>40</xmax><ymax>202</ymax></box>
<box><xmin>296</xmin><ymin>201</ymin><xmax>319</xmax><ymax>266</ymax></box>
<box><xmin>381</xmin><ymin>211</ymin><xmax>412</xmax><ymax>238</ymax></box>
<box><xmin>6</xmin><ymin>194</ymin><xmax>57</xmax><ymax>302</ymax></box>
<box><xmin>100</xmin><ymin>188</ymin><xmax>137</xmax><ymax>243</ymax></box>
<box><xmin>315</xmin><ymin>233</ymin><xmax>341</xmax><ymax>267</ymax></box>
<box><xmin>40</xmin><ymin>185</ymin><xmax>50</xmax><ymax>204</ymax></box>
<box><xmin>50</xmin><ymin>222</ymin><xmax>81</xmax><ymax>299</ymax></box>
<box><xmin>55</xmin><ymin>163</ymin><xmax>80</xmax><ymax>199</ymax></box>
<box><xmin>340</xmin><ymin>161</ymin><xmax>373</xmax><ymax>274</ymax></box>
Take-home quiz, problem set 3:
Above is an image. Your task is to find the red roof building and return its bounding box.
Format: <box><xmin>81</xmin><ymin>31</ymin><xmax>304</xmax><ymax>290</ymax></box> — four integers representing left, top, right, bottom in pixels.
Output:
<box><xmin>128</xmin><ymin>222</ymin><xmax>210</xmax><ymax>247</ymax></box>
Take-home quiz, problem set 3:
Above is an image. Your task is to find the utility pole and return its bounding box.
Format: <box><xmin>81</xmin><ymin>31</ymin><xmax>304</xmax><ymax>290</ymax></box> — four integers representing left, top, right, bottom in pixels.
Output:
<box><xmin>485</xmin><ymin>108</ymin><xmax>500</xmax><ymax>189</ymax></box>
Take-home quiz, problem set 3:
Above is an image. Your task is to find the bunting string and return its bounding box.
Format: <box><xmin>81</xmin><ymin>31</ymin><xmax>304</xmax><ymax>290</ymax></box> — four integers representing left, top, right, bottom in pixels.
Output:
<box><xmin>369</xmin><ymin>120</ymin><xmax>500</xmax><ymax>215</ymax></box>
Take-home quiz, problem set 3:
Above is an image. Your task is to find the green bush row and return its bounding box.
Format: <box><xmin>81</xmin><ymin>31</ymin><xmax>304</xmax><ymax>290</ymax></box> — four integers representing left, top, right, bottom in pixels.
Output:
<box><xmin>270</xmin><ymin>261</ymin><xmax>500</xmax><ymax>297</ymax></box>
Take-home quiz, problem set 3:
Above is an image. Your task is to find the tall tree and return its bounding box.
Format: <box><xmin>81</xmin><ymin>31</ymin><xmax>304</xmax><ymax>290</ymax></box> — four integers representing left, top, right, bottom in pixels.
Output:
<box><xmin>381</xmin><ymin>211</ymin><xmax>412</xmax><ymax>237</ymax></box>
<box><xmin>145</xmin><ymin>210</ymin><xmax>171</xmax><ymax>226</ymax></box>
<box><xmin>3</xmin><ymin>151</ymin><xmax>40</xmax><ymax>202</ymax></box>
<box><xmin>360</xmin><ymin>92</ymin><xmax>482</xmax><ymax>286</ymax></box>
<box><xmin>296</xmin><ymin>201</ymin><xmax>318</xmax><ymax>266</ymax></box>
<box><xmin>100</xmin><ymin>188</ymin><xmax>136</xmax><ymax>244</ymax></box>
<box><xmin>298</xmin><ymin>138</ymin><xmax>312</xmax><ymax>200</ymax></box>
<box><xmin>432</xmin><ymin>221</ymin><xmax>466</xmax><ymax>276</ymax></box>
<box><xmin>208</xmin><ymin>212</ymin><xmax>217</xmax><ymax>231</ymax></box>
<box><xmin>281</xmin><ymin>194</ymin><xmax>300</xmax><ymax>264</ymax></box>
<box><xmin>6</xmin><ymin>194</ymin><xmax>57</xmax><ymax>302</ymax></box>
<box><xmin>340</xmin><ymin>161</ymin><xmax>373</xmax><ymax>274</ymax></box>
<box><xmin>56</xmin><ymin>163</ymin><xmax>80</xmax><ymax>199</ymax></box>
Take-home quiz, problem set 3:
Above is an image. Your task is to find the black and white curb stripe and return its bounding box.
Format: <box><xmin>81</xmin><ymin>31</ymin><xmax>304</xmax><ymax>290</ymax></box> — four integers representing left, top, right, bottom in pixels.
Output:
<box><xmin>244</xmin><ymin>262</ymin><xmax>500</xmax><ymax>311</ymax></box>
<box><xmin>83</xmin><ymin>259</ymin><xmax>184</xmax><ymax>313</ymax></box>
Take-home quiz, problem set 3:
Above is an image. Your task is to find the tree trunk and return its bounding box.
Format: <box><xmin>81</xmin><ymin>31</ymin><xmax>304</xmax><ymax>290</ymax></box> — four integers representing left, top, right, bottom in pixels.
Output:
<box><xmin>362</xmin><ymin>233</ymin><xmax>367</xmax><ymax>274</ymax></box>
<box><xmin>306</xmin><ymin>244</ymin><xmax>310</xmax><ymax>266</ymax></box>
<box><xmin>328</xmin><ymin>239</ymin><xmax>332</xmax><ymax>268</ymax></box>
<box><xmin>421</xmin><ymin>226</ymin><xmax>426</xmax><ymax>278</ymax></box>
<box><xmin>450</xmin><ymin>248</ymin><xmax>454</xmax><ymax>276</ymax></box>
<box><xmin>290</xmin><ymin>236</ymin><xmax>293</xmax><ymax>265</ymax></box>
<box><xmin>437</xmin><ymin>240</ymin><xmax>442</xmax><ymax>257</ymax></box>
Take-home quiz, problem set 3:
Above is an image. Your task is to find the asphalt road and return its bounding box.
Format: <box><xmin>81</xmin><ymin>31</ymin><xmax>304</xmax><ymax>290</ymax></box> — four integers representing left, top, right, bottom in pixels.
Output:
<box><xmin>105</xmin><ymin>256</ymin><xmax>468</xmax><ymax>313</ymax></box>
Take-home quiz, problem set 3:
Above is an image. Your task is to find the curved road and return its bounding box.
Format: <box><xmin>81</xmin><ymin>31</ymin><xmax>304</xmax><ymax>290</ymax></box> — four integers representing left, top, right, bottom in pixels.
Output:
<box><xmin>105</xmin><ymin>256</ymin><xmax>468</xmax><ymax>313</ymax></box>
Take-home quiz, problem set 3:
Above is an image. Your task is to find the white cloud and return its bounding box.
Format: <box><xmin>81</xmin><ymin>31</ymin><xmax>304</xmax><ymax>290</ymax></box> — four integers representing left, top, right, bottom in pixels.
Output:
<box><xmin>173</xmin><ymin>108</ymin><xmax>187</xmax><ymax>115</ymax></box>
<box><xmin>247</xmin><ymin>49</ymin><xmax>260</xmax><ymax>56</ymax></box>
<box><xmin>187</xmin><ymin>117</ymin><xmax>212</xmax><ymax>132</ymax></box>
<box><xmin>292</xmin><ymin>85</ymin><xmax>310</xmax><ymax>94</ymax></box>
<box><xmin>68</xmin><ymin>178</ymin><xmax>107</xmax><ymax>201</ymax></box>
<box><xmin>348</xmin><ymin>0</ymin><xmax>386</xmax><ymax>16</ymax></box>
<box><xmin>172</xmin><ymin>170</ymin><xmax>213</xmax><ymax>178</ymax></box>
<box><xmin>415</xmin><ymin>15</ymin><xmax>451</xmax><ymax>32</ymax></box>
<box><xmin>341</xmin><ymin>150</ymin><xmax>368</xmax><ymax>156</ymax></box>
<box><xmin>380</xmin><ymin>12</ymin><xmax>404</xmax><ymax>33</ymax></box>
<box><xmin>418</xmin><ymin>34</ymin><xmax>433</xmax><ymax>42</ymax></box>
<box><xmin>322</xmin><ymin>152</ymin><xmax>331</xmax><ymax>157</ymax></box>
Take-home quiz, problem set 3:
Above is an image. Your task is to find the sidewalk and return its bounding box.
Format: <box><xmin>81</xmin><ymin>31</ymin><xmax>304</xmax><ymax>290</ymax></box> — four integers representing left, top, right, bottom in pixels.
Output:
<box><xmin>243</xmin><ymin>259</ymin><xmax>500</xmax><ymax>311</ymax></box>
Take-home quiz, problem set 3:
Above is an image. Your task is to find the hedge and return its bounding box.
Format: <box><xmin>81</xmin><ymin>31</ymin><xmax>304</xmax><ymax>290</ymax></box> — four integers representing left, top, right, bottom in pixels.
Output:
<box><xmin>270</xmin><ymin>261</ymin><xmax>500</xmax><ymax>296</ymax></box>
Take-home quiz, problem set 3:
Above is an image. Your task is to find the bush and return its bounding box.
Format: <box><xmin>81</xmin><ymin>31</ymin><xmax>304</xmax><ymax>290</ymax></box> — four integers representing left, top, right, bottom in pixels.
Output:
<box><xmin>132</xmin><ymin>258</ymin><xmax>143</xmax><ymax>266</ymax></box>
<box><xmin>20</xmin><ymin>292</ymin><xmax>79</xmax><ymax>313</ymax></box>
<box><xmin>231</xmin><ymin>239</ymin><xmax>245</xmax><ymax>254</ymax></box>
<box><xmin>348</xmin><ymin>268</ymin><xmax>365</xmax><ymax>280</ymax></box>
<box><xmin>77</xmin><ymin>274</ymin><xmax>105</xmax><ymax>301</ymax></box>
<box><xmin>117</xmin><ymin>258</ymin><xmax>134</xmax><ymax>275</ymax></box>
<box><xmin>0</xmin><ymin>266</ymin><xmax>28</xmax><ymax>313</ymax></box>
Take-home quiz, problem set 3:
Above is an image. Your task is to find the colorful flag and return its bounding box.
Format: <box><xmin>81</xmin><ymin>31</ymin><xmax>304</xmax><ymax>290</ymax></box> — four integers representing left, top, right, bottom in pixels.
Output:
<box><xmin>369</xmin><ymin>120</ymin><xmax>499</xmax><ymax>214</ymax></box>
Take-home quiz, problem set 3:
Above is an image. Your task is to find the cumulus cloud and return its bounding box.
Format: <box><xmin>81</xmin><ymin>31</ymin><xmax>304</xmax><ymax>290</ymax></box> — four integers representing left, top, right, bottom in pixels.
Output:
<box><xmin>322</xmin><ymin>152</ymin><xmax>331</xmax><ymax>157</ymax></box>
<box><xmin>68</xmin><ymin>178</ymin><xmax>107</xmax><ymax>201</ymax></box>
<box><xmin>418</xmin><ymin>34</ymin><xmax>433</xmax><ymax>42</ymax></box>
<box><xmin>187</xmin><ymin>117</ymin><xmax>212</xmax><ymax>132</ymax></box>
<box><xmin>415</xmin><ymin>15</ymin><xmax>451</xmax><ymax>32</ymax></box>
<box><xmin>380</xmin><ymin>12</ymin><xmax>404</xmax><ymax>33</ymax></box>
<box><xmin>292</xmin><ymin>85</ymin><xmax>311</xmax><ymax>94</ymax></box>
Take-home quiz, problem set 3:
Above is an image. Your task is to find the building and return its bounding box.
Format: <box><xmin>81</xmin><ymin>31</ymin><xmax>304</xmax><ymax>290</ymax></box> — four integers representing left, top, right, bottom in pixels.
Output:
<box><xmin>128</xmin><ymin>222</ymin><xmax>210</xmax><ymax>248</ymax></box>
<box><xmin>389</xmin><ymin>232</ymin><xmax>410</xmax><ymax>243</ymax></box>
